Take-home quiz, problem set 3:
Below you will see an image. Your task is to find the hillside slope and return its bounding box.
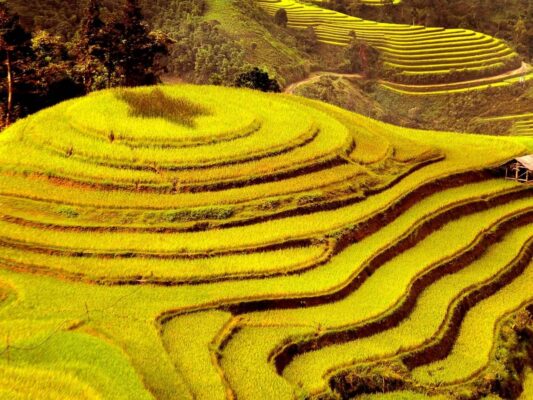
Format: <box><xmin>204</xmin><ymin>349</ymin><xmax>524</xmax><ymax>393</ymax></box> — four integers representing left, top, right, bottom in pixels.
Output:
<box><xmin>257</xmin><ymin>0</ymin><xmax>527</xmax><ymax>88</ymax></box>
<box><xmin>0</xmin><ymin>86</ymin><xmax>531</xmax><ymax>399</ymax></box>
<box><xmin>4</xmin><ymin>0</ymin><xmax>311</xmax><ymax>85</ymax></box>
<box><xmin>261</xmin><ymin>0</ymin><xmax>533</xmax><ymax>135</ymax></box>
<box><xmin>199</xmin><ymin>0</ymin><xmax>310</xmax><ymax>84</ymax></box>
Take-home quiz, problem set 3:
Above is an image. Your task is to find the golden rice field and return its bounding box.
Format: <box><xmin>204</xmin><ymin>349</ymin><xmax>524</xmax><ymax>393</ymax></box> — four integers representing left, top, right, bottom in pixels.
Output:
<box><xmin>257</xmin><ymin>0</ymin><xmax>533</xmax><ymax>94</ymax></box>
<box><xmin>312</xmin><ymin>0</ymin><xmax>403</xmax><ymax>6</ymax></box>
<box><xmin>0</xmin><ymin>85</ymin><xmax>532</xmax><ymax>399</ymax></box>
<box><xmin>478</xmin><ymin>114</ymin><xmax>533</xmax><ymax>137</ymax></box>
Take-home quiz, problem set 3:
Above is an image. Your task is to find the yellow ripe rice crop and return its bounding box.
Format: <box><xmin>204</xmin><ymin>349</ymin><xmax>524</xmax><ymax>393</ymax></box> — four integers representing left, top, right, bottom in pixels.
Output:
<box><xmin>0</xmin><ymin>84</ymin><xmax>530</xmax><ymax>400</ymax></box>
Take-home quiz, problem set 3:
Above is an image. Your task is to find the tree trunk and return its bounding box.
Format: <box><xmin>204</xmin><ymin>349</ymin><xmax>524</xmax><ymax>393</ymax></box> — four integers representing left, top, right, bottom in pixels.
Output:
<box><xmin>5</xmin><ymin>50</ymin><xmax>13</xmax><ymax>127</ymax></box>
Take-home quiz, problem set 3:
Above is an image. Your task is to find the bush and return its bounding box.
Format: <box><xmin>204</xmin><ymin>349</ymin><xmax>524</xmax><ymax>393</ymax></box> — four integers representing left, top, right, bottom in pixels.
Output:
<box><xmin>274</xmin><ymin>8</ymin><xmax>288</xmax><ymax>27</ymax></box>
<box><xmin>234</xmin><ymin>67</ymin><xmax>281</xmax><ymax>92</ymax></box>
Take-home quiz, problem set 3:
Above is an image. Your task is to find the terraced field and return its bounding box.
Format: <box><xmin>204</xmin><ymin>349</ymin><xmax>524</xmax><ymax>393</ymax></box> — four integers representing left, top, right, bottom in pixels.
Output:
<box><xmin>256</xmin><ymin>0</ymin><xmax>531</xmax><ymax>93</ymax></box>
<box><xmin>381</xmin><ymin>63</ymin><xmax>533</xmax><ymax>96</ymax></box>
<box><xmin>479</xmin><ymin>114</ymin><xmax>533</xmax><ymax>137</ymax></box>
<box><xmin>313</xmin><ymin>0</ymin><xmax>403</xmax><ymax>6</ymax></box>
<box><xmin>0</xmin><ymin>85</ymin><xmax>531</xmax><ymax>399</ymax></box>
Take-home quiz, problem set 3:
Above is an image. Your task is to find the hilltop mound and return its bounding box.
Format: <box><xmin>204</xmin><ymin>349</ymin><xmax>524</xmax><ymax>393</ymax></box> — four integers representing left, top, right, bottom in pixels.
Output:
<box><xmin>0</xmin><ymin>84</ymin><xmax>440</xmax><ymax>283</ymax></box>
<box><xmin>0</xmin><ymin>87</ymin><xmax>531</xmax><ymax>400</ymax></box>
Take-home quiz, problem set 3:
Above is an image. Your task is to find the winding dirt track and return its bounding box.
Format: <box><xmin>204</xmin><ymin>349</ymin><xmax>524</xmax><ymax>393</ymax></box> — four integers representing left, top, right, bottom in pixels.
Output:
<box><xmin>284</xmin><ymin>62</ymin><xmax>531</xmax><ymax>94</ymax></box>
<box><xmin>284</xmin><ymin>72</ymin><xmax>362</xmax><ymax>94</ymax></box>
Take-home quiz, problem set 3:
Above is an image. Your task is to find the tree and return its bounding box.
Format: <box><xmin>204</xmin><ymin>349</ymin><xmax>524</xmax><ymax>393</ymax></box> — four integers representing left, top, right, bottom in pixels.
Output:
<box><xmin>343</xmin><ymin>36</ymin><xmax>362</xmax><ymax>72</ymax></box>
<box><xmin>327</xmin><ymin>0</ymin><xmax>347</xmax><ymax>13</ymax></box>
<box><xmin>347</xmin><ymin>0</ymin><xmax>362</xmax><ymax>16</ymax></box>
<box><xmin>171</xmin><ymin>18</ymin><xmax>249</xmax><ymax>86</ymax></box>
<box><xmin>109</xmin><ymin>0</ymin><xmax>173</xmax><ymax>87</ymax></box>
<box><xmin>32</xmin><ymin>30</ymin><xmax>84</xmax><ymax>107</ymax></box>
<box><xmin>513</xmin><ymin>18</ymin><xmax>527</xmax><ymax>51</ymax></box>
<box><xmin>274</xmin><ymin>8</ymin><xmax>288</xmax><ymax>28</ymax></box>
<box><xmin>75</xmin><ymin>0</ymin><xmax>109</xmax><ymax>91</ymax></box>
<box><xmin>300</xmin><ymin>26</ymin><xmax>318</xmax><ymax>52</ymax></box>
<box><xmin>343</xmin><ymin>36</ymin><xmax>381</xmax><ymax>78</ymax></box>
<box><xmin>0</xmin><ymin>4</ymin><xmax>35</xmax><ymax>128</ymax></box>
<box><xmin>471</xmin><ymin>0</ymin><xmax>488</xmax><ymax>29</ymax></box>
<box><xmin>234</xmin><ymin>67</ymin><xmax>280</xmax><ymax>92</ymax></box>
<box><xmin>378</xmin><ymin>0</ymin><xmax>394</xmax><ymax>21</ymax></box>
<box><xmin>75</xmin><ymin>0</ymin><xmax>172</xmax><ymax>89</ymax></box>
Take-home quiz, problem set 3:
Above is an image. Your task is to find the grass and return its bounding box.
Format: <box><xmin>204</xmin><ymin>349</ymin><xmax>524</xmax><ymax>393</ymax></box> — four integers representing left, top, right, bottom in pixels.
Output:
<box><xmin>127</xmin><ymin>180</ymin><xmax>525</xmax><ymax>400</ymax></box>
<box><xmin>202</xmin><ymin>0</ymin><xmax>310</xmax><ymax>86</ymax></box>
<box><xmin>0</xmin><ymin>241</ymin><xmax>331</xmax><ymax>283</ymax></box>
<box><xmin>478</xmin><ymin>113</ymin><xmax>533</xmax><ymax>137</ymax></box>
<box><xmin>118</xmin><ymin>88</ymin><xmax>212</xmax><ymax>127</ymax></box>
<box><xmin>0</xmin><ymin>272</ymin><xmax>192</xmax><ymax>400</ymax></box>
<box><xmin>244</xmin><ymin>198</ymin><xmax>532</xmax><ymax>328</ymax></box>
<box><xmin>0</xmin><ymin>364</ymin><xmax>100</xmax><ymax>400</ymax></box>
<box><xmin>160</xmin><ymin>311</ymin><xmax>231</xmax><ymax>400</ymax></box>
<box><xmin>520</xmin><ymin>367</ymin><xmax>533</xmax><ymax>400</ymax></box>
<box><xmin>220</xmin><ymin>325</ymin><xmax>307</xmax><ymax>399</ymax></box>
<box><xmin>410</xmin><ymin>260</ymin><xmax>533</xmax><ymax>385</ymax></box>
<box><xmin>214</xmin><ymin>201</ymin><xmax>532</xmax><ymax>398</ymax></box>
<box><xmin>9</xmin><ymin>87</ymin><xmax>357</xmax><ymax>186</ymax></box>
<box><xmin>281</xmin><ymin>224</ymin><xmax>533</xmax><ymax>394</ymax></box>
<box><xmin>0</xmin><ymin>330</ymin><xmax>156</xmax><ymax>400</ymax></box>
<box><xmin>358</xmin><ymin>393</ymin><xmax>449</xmax><ymax>399</ymax></box>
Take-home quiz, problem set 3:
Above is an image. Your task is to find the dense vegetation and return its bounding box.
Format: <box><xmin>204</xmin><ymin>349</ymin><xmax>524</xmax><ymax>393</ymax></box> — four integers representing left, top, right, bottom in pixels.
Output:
<box><xmin>6</xmin><ymin>0</ymin><xmax>204</xmax><ymax>39</ymax></box>
<box><xmin>4</xmin><ymin>0</ymin><xmax>310</xmax><ymax>85</ymax></box>
<box><xmin>0</xmin><ymin>0</ymin><xmax>172</xmax><ymax>127</ymax></box>
<box><xmin>1</xmin><ymin>0</ymin><xmax>309</xmax><ymax>126</ymax></box>
<box><xmin>6</xmin><ymin>0</ymin><xmax>248</xmax><ymax>85</ymax></box>
<box><xmin>259</xmin><ymin>0</ymin><xmax>525</xmax><ymax>86</ymax></box>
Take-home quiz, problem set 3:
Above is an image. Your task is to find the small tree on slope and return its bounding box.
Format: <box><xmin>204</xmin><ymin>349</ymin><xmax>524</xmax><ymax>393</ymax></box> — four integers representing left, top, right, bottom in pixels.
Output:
<box><xmin>0</xmin><ymin>4</ymin><xmax>36</xmax><ymax>128</ymax></box>
<box><xmin>234</xmin><ymin>67</ymin><xmax>280</xmax><ymax>92</ymax></box>
<box><xmin>75</xmin><ymin>0</ymin><xmax>109</xmax><ymax>91</ymax></box>
<box><xmin>274</xmin><ymin>8</ymin><xmax>288</xmax><ymax>28</ymax></box>
<box><xmin>110</xmin><ymin>0</ymin><xmax>172</xmax><ymax>87</ymax></box>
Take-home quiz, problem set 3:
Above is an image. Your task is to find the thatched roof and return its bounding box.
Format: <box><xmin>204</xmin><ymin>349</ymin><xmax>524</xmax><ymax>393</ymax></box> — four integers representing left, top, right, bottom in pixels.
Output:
<box><xmin>515</xmin><ymin>155</ymin><xmax>533</xmax><ymax>170</ymax></box>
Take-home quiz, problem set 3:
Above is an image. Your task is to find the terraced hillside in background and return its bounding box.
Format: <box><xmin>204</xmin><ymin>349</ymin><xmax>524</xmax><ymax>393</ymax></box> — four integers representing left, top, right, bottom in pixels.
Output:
<box><xmin>257</xmin><ymin>0</ymin><xmax>533</xmax><ymax>94</ymax></box>
<box><xmin>477</xmin><ymin>114</ymin><xmax>533</xmax><ymax>137</ymax></box>
<box><xmin>0</xmin><ymin>85</ymin><xmax>531</xmax><ymax>399</ymax></box>
<box><xmin>313</xmin><ymin>0</ymin><xmax>403</xmax><ymax>5</ymax></box>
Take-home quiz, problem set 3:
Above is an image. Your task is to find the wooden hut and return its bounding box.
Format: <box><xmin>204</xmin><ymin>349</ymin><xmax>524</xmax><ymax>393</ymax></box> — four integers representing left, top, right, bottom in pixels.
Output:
<box><xmin>502</xmin><ymin>155</ymin><xmax>533</xmax><ymax>183</ymax></box>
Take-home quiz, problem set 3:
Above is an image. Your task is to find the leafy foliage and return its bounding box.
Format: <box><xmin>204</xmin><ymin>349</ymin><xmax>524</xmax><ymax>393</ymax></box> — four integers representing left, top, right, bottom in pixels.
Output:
<box><xmin>0</xmin><ymin>73</ymin><xmax>531</xmax><ymax>400</ymax></box>
<box><xmin>274</xmin><ymin>8</ymin><xmax>288</xmax><ymax>27</ymax></box>
<box><xmin>108</xmin><ymin>0</ymin><xmax>171</xmax><ymax>87</ymax></box>
<box><xmin>234</xmin><ymin>67</ymin><xmax>281</xmax><ymax>92</ymax></box>
<box><xmin>342</xmin><ymin>34</ymin><xmax>382</xmax><ymax>78</ymax></box>
<box><xmin>168</xmin><ymin>19</ymin><xmax>249</xmax><ymax>85</ymax></box>
<box><xmin>0</xmin><ymin>3</ymin><xmax>36</xmax><ymax>127</ymax></box>
<box><xmin>0</xmin><ymin>0</ymin><xmax>172</xmax><ymax>127</ymax></box>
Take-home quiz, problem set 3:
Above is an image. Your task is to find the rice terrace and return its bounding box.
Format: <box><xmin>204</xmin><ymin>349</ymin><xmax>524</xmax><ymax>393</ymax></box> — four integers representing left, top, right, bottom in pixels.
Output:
<box><xmin>0</xmin><ymin>0</ymin><xmax>532</xmax><ymax>399</ymax></box>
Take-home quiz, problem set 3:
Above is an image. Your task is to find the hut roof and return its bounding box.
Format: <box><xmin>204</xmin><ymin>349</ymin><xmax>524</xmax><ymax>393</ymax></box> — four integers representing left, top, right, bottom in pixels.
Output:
<box><xmin>516</xmin><ymin>155</ymin><xmax>533</xmax><ymax>170</ymax></box>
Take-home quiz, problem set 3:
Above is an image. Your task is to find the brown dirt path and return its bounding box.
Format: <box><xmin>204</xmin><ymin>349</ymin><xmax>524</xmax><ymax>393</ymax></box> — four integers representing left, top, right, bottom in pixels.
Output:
<box><xmin>284</xmin><ymin>72</ymin><xmax>362</xmax><ymax>94</ymax></box>
<box><xmin>284</xmin><ymin>62</ymin><xmax>531</xmax><ymax>94</ymax></box>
